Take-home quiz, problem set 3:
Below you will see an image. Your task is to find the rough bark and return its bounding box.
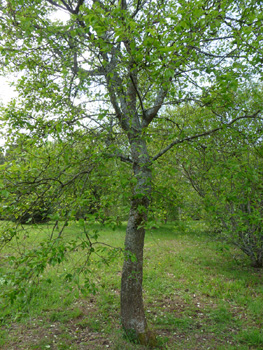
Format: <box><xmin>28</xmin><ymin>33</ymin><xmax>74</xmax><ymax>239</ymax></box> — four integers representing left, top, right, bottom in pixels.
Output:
<box><xmin>120</xmin><ymin>136</ymin><xmax>156</xmax><ymax>346</ymax></box>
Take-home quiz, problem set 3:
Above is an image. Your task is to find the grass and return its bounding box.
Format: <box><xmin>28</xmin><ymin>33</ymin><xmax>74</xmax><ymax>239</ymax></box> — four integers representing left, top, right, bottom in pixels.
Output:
<box><xmin>0</xmin><ymin>220</ymin><xmax>262</xmax><ymax>349</ymax></box>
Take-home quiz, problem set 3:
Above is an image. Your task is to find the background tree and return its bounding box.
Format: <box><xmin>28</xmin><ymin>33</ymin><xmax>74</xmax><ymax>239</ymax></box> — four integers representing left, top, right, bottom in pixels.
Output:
<box><xmin>164</xmin><ymin>84</ymin><xmax>263</xmax><ymax>267</ymax></box>
<box><xmin>0</xmin><ymin>0</ymin><xmax>262</xmax><ymax>345</ymax></box>
<box><xmin>178</xmin><ymin>116</ymin><xmax>263</xmax><ymax>267</ymax></box>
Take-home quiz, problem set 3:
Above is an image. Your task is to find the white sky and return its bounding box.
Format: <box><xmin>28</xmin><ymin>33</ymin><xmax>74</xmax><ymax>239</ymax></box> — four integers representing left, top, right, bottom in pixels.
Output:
<box><xmin>0</xmin><ymin>77</ymin><xmax>17</xmax><ymax>104</ymax></box>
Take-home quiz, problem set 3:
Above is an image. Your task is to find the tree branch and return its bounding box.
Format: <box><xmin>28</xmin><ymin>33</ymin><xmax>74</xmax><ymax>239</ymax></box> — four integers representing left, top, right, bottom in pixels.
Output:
<box><xmin>46</xmin><ymin>0</ymin><xmax>84</xmax><ymax>14</ymax></box>
<box><xmin>129</xmin><ymin>73</ymin><xmax>145</xmax><ymax>117</ymax></box>
<box><xmin>152</xmin><ymin>110</ymin><xmax>262</xmax><ymax>162</ymax></box>
<box><xmin>104</xmin><ymin>151</ymin><xmax>132</xmax><ymax>164</ymax></box>
<box><xmin>46</xmin><ymin>0</ymin><xmax>69</xmax><ymax>12</ymax></box>
<box><xmin>60</xmin><ymin>0</ymin><xmax>74</xmax><ymax>13</ymax></box>
<box><xmin>142</xmin><ymin>87</ymin><xmax>168</xmax><ymax>128</ymax></box>
<box><xmin>74</xmin><ymin>0</ymin><xmax>85</xmax><ymax>14</ymax></box>
<box><xmin>102</xmin><ymin>48</ymin><xmax>131</xmax><ymax>131</ymax></box>
<box><xmin>131</xmin><ymin>0</ymin><xmax>149</xmax><ymax>18</ymax></box>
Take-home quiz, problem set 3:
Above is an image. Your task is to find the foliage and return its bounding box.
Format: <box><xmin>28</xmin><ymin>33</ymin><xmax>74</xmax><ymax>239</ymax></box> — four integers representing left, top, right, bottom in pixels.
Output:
<box><xmin>0</xmin><ymin>133</ymin><xmax>130</xmax><ymax>223</ymax></box>
<box><xmin>174</xmin><ymin>94</ymin><xmax>263</xmax><ymax>267</ymax></box>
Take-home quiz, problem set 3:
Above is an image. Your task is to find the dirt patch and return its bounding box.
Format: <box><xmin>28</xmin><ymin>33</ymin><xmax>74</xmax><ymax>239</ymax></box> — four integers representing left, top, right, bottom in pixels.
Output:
<box><xmin>1</xmin><ymin>292</ymin><xmax>261</xmax><ymax>350</ymax></box>
<box><xmin>1</xmin><ymin>298</ymin><xmax>114</xmax><ymax>350</ymax></box>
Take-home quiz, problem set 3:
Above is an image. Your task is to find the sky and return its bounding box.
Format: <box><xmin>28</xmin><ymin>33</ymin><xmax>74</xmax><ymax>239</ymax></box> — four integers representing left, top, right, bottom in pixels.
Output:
<box><xmin>0</xmin><ymin>77</ymin><xmax>16</xmax><ymax>104</ymax></box>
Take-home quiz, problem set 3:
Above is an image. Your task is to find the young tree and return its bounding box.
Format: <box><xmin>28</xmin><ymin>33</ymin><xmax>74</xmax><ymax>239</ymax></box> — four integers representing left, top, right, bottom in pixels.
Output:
<box><xmin>0</xmin><ymin>0</ymin><xmax>262</xmax><ymax>345</ymax></box>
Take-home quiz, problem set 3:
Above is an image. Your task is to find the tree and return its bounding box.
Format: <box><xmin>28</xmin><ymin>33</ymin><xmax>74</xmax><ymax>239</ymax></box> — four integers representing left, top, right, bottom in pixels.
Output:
<box><xmin>162</xmin><ymin>84</ymin><xmax>263</xmax><ymax>266</ymax></box>
<box><xmin>0</xmin><ymin>130</ymin><xmax>124</xmax><ymax>223</ymax></box>
<box><xmin>177</xmin><ymin>107</ymin><xmax>263</xmax><ymax>267</ymax></box>
<box><xmin>0</xmin><ymin>0</ymin><xmax>262</xmax><ymax>345</ymax></box>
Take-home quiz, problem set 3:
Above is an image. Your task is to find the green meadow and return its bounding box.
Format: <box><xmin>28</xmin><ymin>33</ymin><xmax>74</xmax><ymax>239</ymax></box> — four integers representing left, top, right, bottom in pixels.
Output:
<box><xmin>0</xmin><ymin>221</ymin><xmax>262</xmax><ymax>349</ymax></box>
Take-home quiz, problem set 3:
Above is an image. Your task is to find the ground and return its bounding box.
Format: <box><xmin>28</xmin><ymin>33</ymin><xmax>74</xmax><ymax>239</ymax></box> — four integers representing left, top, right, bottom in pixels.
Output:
<box><xmin>0</xmin><ymin>222</ymin><xmax>263</xmax><ymax>349</ymax></box>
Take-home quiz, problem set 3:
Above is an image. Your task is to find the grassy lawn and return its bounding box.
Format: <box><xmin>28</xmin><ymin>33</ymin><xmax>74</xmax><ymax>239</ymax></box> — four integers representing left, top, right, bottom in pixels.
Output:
<box><xmin>0</xmin><ymin>221</ymin><xmax>262</xmax><ymax>349</ymax></box>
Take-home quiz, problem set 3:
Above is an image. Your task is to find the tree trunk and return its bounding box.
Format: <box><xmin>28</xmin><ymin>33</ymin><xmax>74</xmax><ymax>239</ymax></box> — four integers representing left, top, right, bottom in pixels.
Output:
<box><xmin>120</xmin><ymin>137</ymin><xmax>156</xmax><ymax>346</ymax></box>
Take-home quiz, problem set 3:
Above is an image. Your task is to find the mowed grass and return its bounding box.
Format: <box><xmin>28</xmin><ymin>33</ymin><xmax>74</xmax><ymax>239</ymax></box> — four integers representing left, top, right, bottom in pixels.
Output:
<box><xmin>0</xmin><ymin>221</ymin><xmax>262</xmax><ymax>349</ymax></box>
